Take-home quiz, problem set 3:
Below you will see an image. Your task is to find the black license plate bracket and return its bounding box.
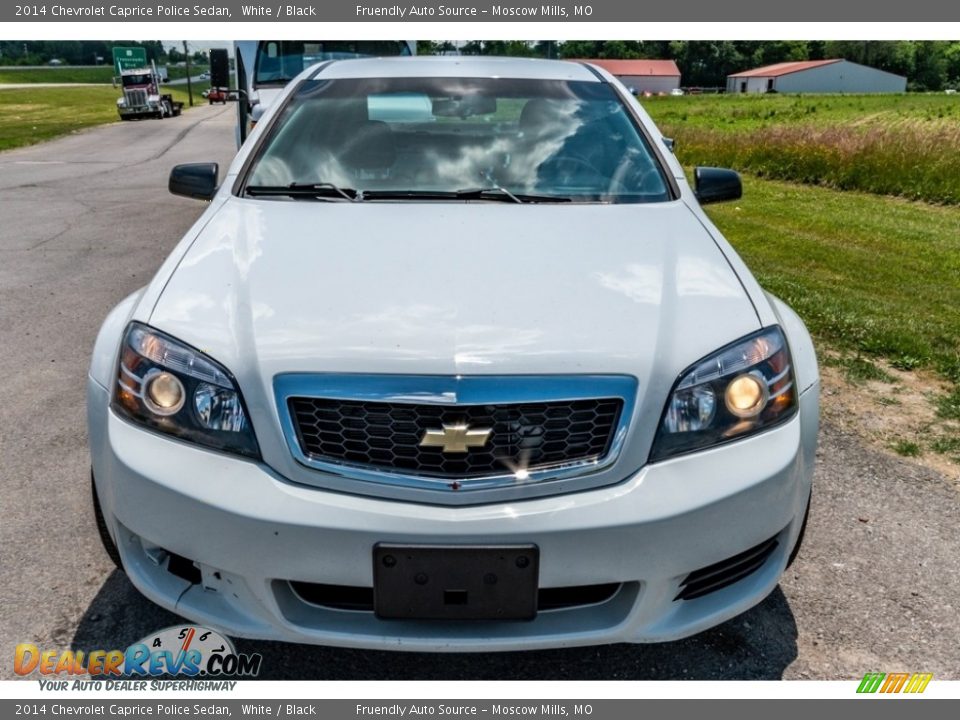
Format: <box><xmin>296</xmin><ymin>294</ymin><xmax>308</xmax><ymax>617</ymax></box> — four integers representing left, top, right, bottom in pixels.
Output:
<box><xmin>373</xmin><ymin>544</ymin><xmax>539</xmax><ymax>620</ymax></box>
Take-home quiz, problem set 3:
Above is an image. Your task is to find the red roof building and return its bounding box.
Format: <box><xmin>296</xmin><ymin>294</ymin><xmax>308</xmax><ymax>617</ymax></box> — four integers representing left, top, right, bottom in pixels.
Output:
<box><xmin>727</xmin><ymin>59</ymin><xmax>842</xmax><ymax>79</ymax></box>
<box><xmin>574</xmin><ymin>59</ymin><xmax>681</xmax><ymax>94</ymax></box>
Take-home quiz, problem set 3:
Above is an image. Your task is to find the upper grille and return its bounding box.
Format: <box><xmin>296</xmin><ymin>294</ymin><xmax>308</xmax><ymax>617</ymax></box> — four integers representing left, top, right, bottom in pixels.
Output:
<box><xmin>289</xmin><ymin>397</ymin><xmax>623</xmax><ymax>479</ymax></box>
<box><xmin>124</xmin><ymin>89</ymin><xmax>147</xmax><ymax>107</ymax></box>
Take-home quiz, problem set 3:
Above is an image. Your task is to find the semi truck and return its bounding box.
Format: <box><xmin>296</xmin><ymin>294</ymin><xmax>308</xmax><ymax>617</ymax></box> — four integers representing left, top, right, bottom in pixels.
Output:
<box><xmin>115</xmin><ymin>63</ymin><xmax>183</xmax><ymax>120</ymax></box>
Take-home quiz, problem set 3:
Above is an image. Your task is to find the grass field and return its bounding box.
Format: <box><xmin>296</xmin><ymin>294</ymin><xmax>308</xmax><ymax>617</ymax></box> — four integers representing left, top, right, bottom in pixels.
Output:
<box><xmin>0</xmin><ymin>66</ymin><xmax>114</xmax><ymax>84</ymax></box>
<box><xmin>0</xmin><ymin>83</ymin><xmax>211</xmax><ymax>151</ymax></box>
<box><xmin>645</xmin><ymin>94</ymin><xmax>960</xmax><ymax>204</ymax></box>
<box><xmin>0</xmin><ymin>65</ymin><xmax>209</xmax><ymax>84</ymax></box>
<box><xmin>704</xmin><ymin>176</ymin><xmax>960</xmax><ymax>382</ymax></box>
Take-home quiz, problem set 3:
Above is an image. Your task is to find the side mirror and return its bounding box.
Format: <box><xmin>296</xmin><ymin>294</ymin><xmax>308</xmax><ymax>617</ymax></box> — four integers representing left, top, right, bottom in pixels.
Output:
<box><xmin>694</xmin><ymin>166</ymin><xmax>742</xmax><ymax>204</ymax></box>
<box><xmin>209</xmin><ymin>48</ymin><xmax>230</xmax><ymax>88</ymax></box>
<box><xmin>169</xmin><ymin>163</ymin><xmax>219</xmax><ymax>201</ymax></box>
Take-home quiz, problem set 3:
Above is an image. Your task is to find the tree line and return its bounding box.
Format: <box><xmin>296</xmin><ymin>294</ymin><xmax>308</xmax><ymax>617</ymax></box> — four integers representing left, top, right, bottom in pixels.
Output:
<box><xmin>422</xmin><ymin>40</ymin><xmax>960</xmax><ymax>91</ymax></box>
<box><xmin>0</xmin><ymin>41</ymin><xmax>207</xmax><ymax>67</ymax></box>
<box><xmin>4</xmin><ymin>40</ymin><xmax>958</xmax><ymax>90</ymax></box>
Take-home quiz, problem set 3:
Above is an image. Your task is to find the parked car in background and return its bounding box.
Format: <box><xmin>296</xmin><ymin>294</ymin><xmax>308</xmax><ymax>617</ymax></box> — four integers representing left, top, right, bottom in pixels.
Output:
<box><xmin>89</xmin><ymin>57</ymin><xmax>818</xmax><ymax>652</ymax></box>
<box><xmin>206</xmin><ymin>87</ymin><xmax>228</xmax><ymax>105</ymax></box>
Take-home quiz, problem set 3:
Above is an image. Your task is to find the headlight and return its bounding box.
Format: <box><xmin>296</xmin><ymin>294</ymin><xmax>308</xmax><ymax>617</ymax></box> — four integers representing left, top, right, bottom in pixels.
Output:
<box><xmin>111</xmin><ymin>323</ymin><xmax>260</xmax><ymax>459</ymax></box>
<box><xmin>650</xmin><ymin>326</ymin><xmax>797</xmax><ymax>462</ymax></box>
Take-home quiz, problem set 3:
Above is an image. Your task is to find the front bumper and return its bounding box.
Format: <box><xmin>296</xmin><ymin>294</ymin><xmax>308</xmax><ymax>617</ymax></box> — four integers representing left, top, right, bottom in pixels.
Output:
<box><xmin>117</xmin><ymin>106</ymin><xmax>156</xmax><ymax>117</ymax></box>
<box><xmin>88</xmin><ymin>377</ymin><xmax>818</xmax><ymax>652</ymax></box>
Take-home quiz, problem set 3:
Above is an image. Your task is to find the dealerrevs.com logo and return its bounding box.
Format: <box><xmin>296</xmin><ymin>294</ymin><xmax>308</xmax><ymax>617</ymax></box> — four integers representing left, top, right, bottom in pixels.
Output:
<box><xmin>14</xmin><ymin>625</ymin><xmax>262</xmax><ymax>683</ymax></box>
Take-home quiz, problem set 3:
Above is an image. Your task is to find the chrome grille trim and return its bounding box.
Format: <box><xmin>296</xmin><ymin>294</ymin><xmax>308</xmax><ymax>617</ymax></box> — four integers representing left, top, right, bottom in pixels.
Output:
<box><xmin>274</xmin><ymin>374</ymin><xmax>638</xmax><ymax>494</ymax></box>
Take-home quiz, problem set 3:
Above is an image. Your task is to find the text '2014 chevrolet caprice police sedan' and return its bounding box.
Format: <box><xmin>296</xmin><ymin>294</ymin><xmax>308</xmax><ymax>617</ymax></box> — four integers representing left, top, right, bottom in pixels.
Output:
<box><xmin>88</xmin><ymin>57</ymin><xmax>818</xmax><ymax>651</ymax></box>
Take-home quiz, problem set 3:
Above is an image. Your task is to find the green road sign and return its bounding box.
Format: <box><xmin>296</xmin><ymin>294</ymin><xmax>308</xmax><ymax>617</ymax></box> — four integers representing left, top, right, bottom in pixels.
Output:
<box><xmin>112</xmin><ymin>47</ymin><xmax>148</xmax><ymax>75</ymax></box>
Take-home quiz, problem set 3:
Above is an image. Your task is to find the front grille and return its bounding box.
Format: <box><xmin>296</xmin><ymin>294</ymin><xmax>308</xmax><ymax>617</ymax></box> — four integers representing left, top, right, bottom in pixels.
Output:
<box><xmin>675</xmin><ymin>535</ymin><xmax>779</xmax><ymax>601</ymax></box>
<box><xmin>289</xmin><ymin>397</ymin><xmax>623</xmax><ymax>479</ymax></box>
<box><xmin>289</xmin><ymin>581</ymin><xmax>622</xmax><ymax>613</ymax></box>
<box><xmin>124</xmin><ymin>89</ymin><xmax>147</xmax><ymax>107</ymax></box>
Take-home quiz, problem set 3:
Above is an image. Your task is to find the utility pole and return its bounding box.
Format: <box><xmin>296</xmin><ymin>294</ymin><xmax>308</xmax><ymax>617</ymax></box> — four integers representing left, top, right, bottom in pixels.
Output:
<box><xmin>183</xmin><ymin>40</ymin><xmax>194</xmax><ymax>107</ymax></box>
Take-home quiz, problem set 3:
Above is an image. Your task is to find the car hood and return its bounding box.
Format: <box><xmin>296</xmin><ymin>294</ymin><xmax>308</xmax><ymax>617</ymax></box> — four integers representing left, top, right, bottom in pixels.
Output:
<box><xmin>149</xmin><ymin>199</ymin><xmax>760</xmax><ymax>385</ymax></box>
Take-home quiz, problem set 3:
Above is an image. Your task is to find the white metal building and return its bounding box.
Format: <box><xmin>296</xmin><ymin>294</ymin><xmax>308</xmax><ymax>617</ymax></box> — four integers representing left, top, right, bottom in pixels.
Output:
<box><xmin>727</xmin><ymin>59</ymin><xmax>907</xmax><ymax>94</ymax></box>
<box><xmin>577</xmin><ymin>59</ymin><xmax>682</xmax><ymax>94</ymax></box>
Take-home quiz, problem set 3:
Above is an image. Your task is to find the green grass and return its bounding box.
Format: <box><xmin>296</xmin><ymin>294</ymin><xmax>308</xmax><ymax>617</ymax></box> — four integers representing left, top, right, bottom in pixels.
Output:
<box><xmin>931</xmin><ymin>435</ymin><xmax>960</xmax><ymax>454</ymax></box>
<box><xmin>0</xmin><ymin>84</ymin><xmax>212</xmax><ymax>151</ymax></box>
<box><xmin>646</xmin><ymin>94</ymin><xmax>960</xmax><ymax>204</ymax></box>
<box><xmin>892</xmin><ymin>440</ymin><xmax>922</xmax><ymax>457</ymax></box>
<box><xmin>645</xmin><ymin>93</ymin><xmax>960</xmax><ymax>132</ymax></box>
<box><xmin>703</xmin><ymin>176</ymin><xmax>960</xmax><ymax>385</ymax></box>
<box><xmin>823</xmin><ymin>355</ymin><xmax>895</xmax><ymax>384</ymax></box>
<box><xmin>0</xmin><ymin>86</ymin><xmax>119</xmax><ymax>150</ymax></box>
<box><xmin>0</xmin><ymin>66</ymin><xmax>114</xmax><ymax>84</ymax></box>
<box><xmin>936</xmin><ymin>388</ymin><xmax>960</xmax><ymax>420</ymax></box>
<box><xmin>0</xmin><ymin>65</ymin><xmax>209</xmax><ymax>84</ymax></box>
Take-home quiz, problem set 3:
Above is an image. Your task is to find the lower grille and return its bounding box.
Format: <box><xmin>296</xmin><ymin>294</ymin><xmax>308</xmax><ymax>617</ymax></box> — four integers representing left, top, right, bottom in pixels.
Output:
<box><xmin>675</xmin><ymin>536</ymin><xmax>779</xmax><ymax>601</ymax></box>
<box><xmin>289</xmin><ymin>397</ymin><xmax>623</xmax><ymax>479</ymax></box>
<box><xmin>289</xmin><ymin>581</ymin><xmax>621</xmax><ymax>613</ymax></box>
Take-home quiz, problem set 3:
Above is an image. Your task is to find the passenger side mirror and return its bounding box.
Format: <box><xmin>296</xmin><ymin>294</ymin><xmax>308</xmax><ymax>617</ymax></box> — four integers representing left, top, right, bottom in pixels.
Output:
<box><xmin>169</xmin><ymin>163</ymin><xmax>219</xmax><ymax>201</ymax></box>
<box><xmin>694</xmin><ymin>167</ymin><xmax>742</xmax><ymax>204</ymax></box>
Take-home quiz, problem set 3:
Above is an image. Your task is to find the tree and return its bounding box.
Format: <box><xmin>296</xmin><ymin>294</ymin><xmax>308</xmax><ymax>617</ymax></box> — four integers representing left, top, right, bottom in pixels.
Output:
<box><xmin>912</xmin><ymin>41</ymin><xmax>948</xmax><ymax>91</ymax></box>
<box><xmin>670</xmin><ymin>41</ymin><xmax>746</xmax><ymax>87</ymax></box>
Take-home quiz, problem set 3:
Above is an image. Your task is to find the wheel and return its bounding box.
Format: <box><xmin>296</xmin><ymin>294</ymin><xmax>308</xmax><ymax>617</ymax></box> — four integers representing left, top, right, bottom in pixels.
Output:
<box><xmin>92</xmin><ymin>470</ymin><xmax>123</xmax><ymax>572</ymax></box>
<box><xmin>786</xmin><ymin>490</ymin><xmax>811</xmax><ymax>568</ymax></box>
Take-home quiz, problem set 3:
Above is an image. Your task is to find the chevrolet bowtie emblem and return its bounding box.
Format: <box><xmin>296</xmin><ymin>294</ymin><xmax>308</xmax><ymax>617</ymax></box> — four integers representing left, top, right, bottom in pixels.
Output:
<box><xmin>420</xmin><ymin>423</ymin><xmax>492</xmax><ymax>453</ymax></box>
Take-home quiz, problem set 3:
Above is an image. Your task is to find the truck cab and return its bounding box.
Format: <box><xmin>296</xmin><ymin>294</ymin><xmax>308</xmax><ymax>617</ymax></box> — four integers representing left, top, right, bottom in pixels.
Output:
<box><xmin>233</xmin><ymin>40</ymin><xmax>416</xmax><ymax>146</ymax></box>
<box><xmin>116</xmin><ymin>66</ymin><xmax>182</xmax><ymax>120</ymax></box>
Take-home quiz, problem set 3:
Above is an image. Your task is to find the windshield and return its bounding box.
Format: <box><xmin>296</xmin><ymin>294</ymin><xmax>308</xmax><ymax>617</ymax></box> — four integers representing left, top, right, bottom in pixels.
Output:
<box><xmin>254</xmin><ymin>41</ymin><xmax>412</xmax><ymax>86</ymax></box>
<box><xmin>122</xmin><ymin>74</ymin><xmax>152</xmax><ymax>87</ymax></box>
<box><xmin>245</xmin><ymin>77</ymin><xmax>672</xmax><ymax>203</ymax></box>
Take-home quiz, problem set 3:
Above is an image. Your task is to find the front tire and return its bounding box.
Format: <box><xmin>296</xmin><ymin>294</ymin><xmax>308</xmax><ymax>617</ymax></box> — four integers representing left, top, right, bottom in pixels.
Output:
<box><xmin>92</xmin><ymin>471</ymin><xmax>124</xmax><ymax>572</ymax></box>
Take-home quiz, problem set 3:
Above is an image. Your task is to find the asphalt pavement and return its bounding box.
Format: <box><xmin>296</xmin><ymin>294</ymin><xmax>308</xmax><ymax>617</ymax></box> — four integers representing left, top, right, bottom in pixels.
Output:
<box><xmin>0</xmin><ymin>105</ymin><xmax>957</xmax><ymax>680</ymax></box>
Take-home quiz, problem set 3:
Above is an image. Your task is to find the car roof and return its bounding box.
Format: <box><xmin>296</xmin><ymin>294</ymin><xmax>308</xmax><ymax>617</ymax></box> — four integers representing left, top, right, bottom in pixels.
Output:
<box><xmin>311</xmin><ymin>56</ymin><xmax>602</xmax><ymax>82</ymax></box>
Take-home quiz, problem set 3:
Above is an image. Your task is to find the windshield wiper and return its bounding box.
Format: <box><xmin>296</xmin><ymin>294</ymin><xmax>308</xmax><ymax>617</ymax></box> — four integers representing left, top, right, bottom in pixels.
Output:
<box><xmin>245</xmin><ymin>183</ymin><xmax>360</xmax><ymax>202</ymax></box>
<box><xmin>361</xmin><ymin>188</ymin><xmax>571</xmax><ymax>204</ymax></box>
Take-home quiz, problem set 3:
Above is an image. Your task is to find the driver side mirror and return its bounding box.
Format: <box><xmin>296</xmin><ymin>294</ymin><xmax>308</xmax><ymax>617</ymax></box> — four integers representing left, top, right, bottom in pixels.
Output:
<box><xmin>169</xmin><ymin>163</ymin><xmax>219</xmax><ymax>201</ymax></box>
<box><xmin>694</xmin><ymin>167</ymin><xmax>742</xmax><ymax>204</ymax></box>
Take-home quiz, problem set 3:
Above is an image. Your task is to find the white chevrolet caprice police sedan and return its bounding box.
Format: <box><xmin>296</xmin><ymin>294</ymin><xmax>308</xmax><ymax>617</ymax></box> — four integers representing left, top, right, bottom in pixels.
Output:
<box><xmin>88</xmin><ymin>57</ymin><xmax>818</xmax><ymax>651</ymax></box>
